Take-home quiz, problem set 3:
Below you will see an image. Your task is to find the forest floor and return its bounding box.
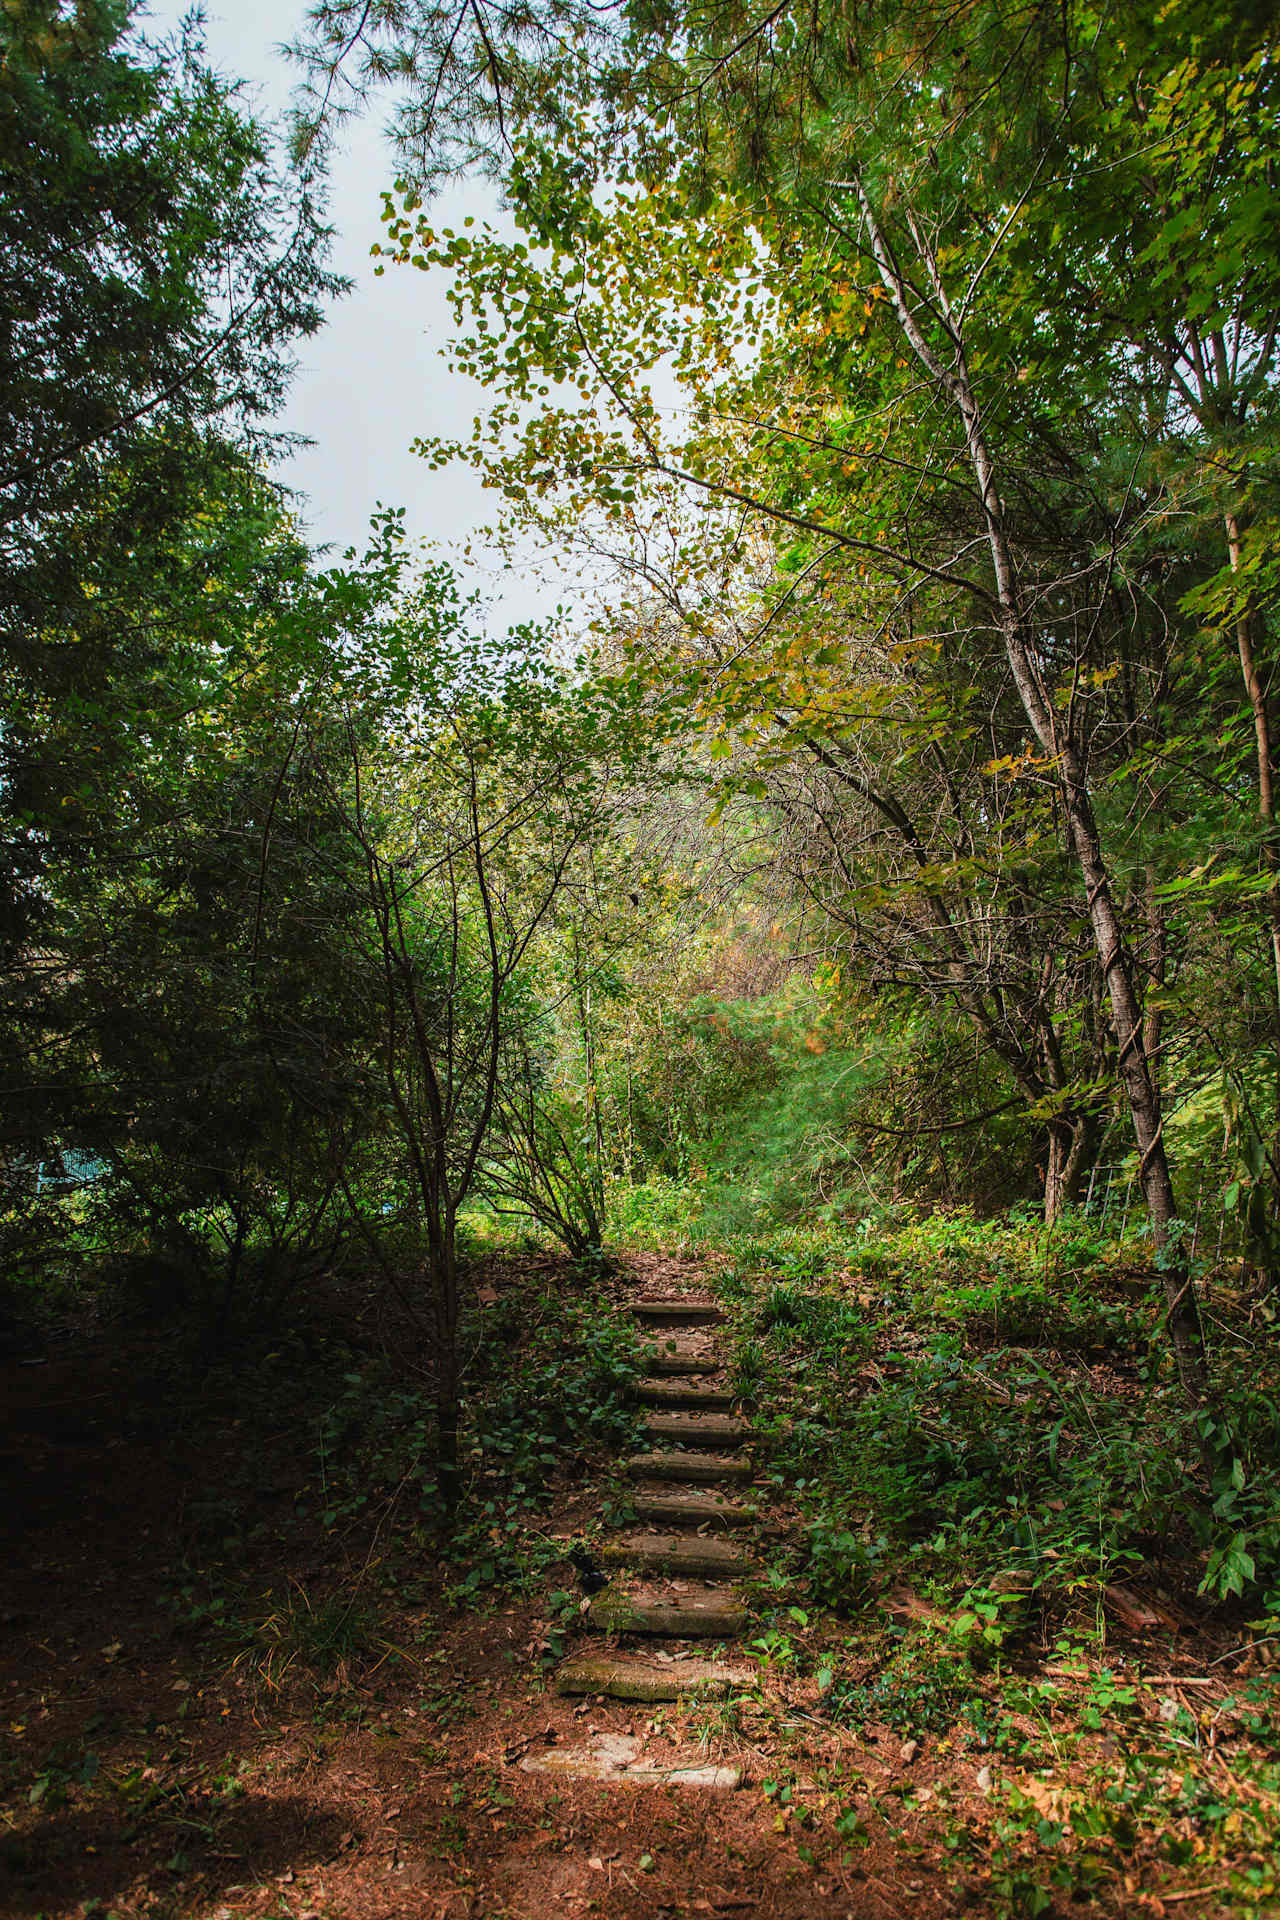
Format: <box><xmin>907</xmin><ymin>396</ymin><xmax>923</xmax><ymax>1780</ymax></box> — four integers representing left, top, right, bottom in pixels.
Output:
<box><xmin>1</xmin><ymin>1247</ymin><xmax>1277</xmax><ymax>1920</ymax></box>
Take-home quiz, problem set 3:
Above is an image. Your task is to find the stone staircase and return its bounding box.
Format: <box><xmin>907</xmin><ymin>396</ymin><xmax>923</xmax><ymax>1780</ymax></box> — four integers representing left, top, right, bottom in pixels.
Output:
<box><xmin>554</xmin><ymin>1289</ymin><xmax>765</xmax><ymax>1707</ymax></box>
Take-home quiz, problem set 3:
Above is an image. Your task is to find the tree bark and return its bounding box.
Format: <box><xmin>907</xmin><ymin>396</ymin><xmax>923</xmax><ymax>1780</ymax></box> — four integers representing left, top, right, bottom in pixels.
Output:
<box><xmin>1045</xmin><ymin>1112</ymin><xmax>1097</xmax><ymax>1223</ymax></box>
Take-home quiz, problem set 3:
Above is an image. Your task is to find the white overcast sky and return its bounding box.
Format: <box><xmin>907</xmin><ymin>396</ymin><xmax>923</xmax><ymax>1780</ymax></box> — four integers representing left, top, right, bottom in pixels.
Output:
<box><xmin>139</xmin><ymin>0</ymin><xmax>566</xmax><ymax>636</ymax></box>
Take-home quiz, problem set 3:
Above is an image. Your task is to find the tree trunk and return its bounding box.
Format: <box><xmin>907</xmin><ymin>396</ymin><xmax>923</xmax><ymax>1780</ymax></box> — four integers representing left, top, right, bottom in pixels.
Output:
<box><xmin>1045</xmin><ymin>1113</ymin><xmax>1097</xmax><ymax>1223</ymax></box>
<box><xmin>1225</xmin><ymin>507</ymin><xmax>1280</xmax><ymax>1234</ymax></box>
<box><xmin>854</xmin><ymin>186</ymin><xmax>1208</xmax><ymax>1399</ymax></box>
<box><xmin>573</xmin><ymin>937</ymin><xmax>608</xmax><ymax>1232</ymax></box>
<box><xmin>432</xmin><ymin>1216</ymin><xmax>463</xmax><ymax>1518</ymax></box>
<box><xmin>1039</xmin><ymin>690</ymin><xmax>1207</xmax><ymax>1394</ymax></box>
<box><xmin>1143</xmin><ymin>865</ymin><xmax>1166</xmax><ymax>1106</ymax></box>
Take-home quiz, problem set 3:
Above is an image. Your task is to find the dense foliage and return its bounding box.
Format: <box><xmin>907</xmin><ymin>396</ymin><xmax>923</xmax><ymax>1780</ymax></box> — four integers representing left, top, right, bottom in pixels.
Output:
<box><xmin>321</xmin><ymin>0</ymin><xmax>1280</xmax><ymax>1376</ymax></box>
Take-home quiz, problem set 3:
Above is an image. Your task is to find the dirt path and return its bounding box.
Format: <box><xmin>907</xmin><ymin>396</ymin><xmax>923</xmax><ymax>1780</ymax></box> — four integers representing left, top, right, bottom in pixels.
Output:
<box><xmin>0</xmin><ymin>1256</ymin><xmax>948</xmax><ymax>1919</ymax></box>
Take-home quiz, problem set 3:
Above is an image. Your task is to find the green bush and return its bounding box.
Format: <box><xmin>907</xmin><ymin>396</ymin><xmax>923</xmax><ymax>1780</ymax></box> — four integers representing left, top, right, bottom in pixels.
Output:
<box><xmin>824</xmin><ymin>1630</ymin><xmax>983</xmax><ymax>1734</ymax></box>
<box><xmin>731</xmin><ymin>1212</ymin><xmax>1280</xmax><ymax>1613</ymax></box>
<box><xmin>315</xmin><ymin>1273</ymin><xmax>643</xmax><ymax>1532</ymax></box>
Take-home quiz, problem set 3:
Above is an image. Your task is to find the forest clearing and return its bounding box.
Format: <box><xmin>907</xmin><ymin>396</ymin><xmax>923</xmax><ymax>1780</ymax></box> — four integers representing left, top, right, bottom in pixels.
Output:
<box><xmin>4</xmin><ymin>0</ymin><xmax>1280</xmax><ymax>1912</ymax></box>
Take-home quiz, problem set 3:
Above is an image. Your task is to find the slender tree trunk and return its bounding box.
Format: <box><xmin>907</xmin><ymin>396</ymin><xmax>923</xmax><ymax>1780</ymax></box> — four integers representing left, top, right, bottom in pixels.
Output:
<box><xmin>1143</xmin><ymin>865</ymin><xmax>1167</xmax><ymax>1107</ymax></box>
<box><xmin>1026</xmin><ymin>646</ymin><xmax>1207</xmax><ymax>1395</ymax></box>
<box><xmin>856</xmin><ymin>186</ymin><xmax>1208</xmax><ymax>1399</ymax></box>
<box><xmin>209</xmin><ymin>1201</ymin><xmax>248</xmax><ymax>1359</ymax></box>
<box><xmin>1224</xmin><ymin>508</ymin><xmax>1280</xmax><ymax>1222</ymax></box>
<box><xmin>1063</xmin><ymin>1114</ymin><xmax>1098</xmax><ymax>1210</ymax></box>
<box><xmin>1045</xmin><ymin>1113</ymin><xmax>1097</xmax><ymax>1223</ymax></box>
<box><xmin>1045</xmin><ymin>1126</ymin><xmax>1069</xmax><ymax>1225</ymax></box>
<box><xmin>625</xmin><ymin>1039</ymin><xmax>636</xmax><ymax>1185</ymax></box>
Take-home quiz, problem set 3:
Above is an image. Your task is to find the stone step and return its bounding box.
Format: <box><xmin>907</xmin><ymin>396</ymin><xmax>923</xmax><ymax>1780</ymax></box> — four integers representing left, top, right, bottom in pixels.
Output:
<box><xmin>588</xmin><ymin>1589</ymin><xmax>748</xmax><ymax>1639</ymax></box>
<box><xmin>556</xmin><ymin>1653</ymin><xmax>755</xmax><ymax>1702</ymax></box>
<box><xmin>636</xmin><ymin>1379</ymin><xmax>736</xmax><ymax>1411</ymax></box>
<box><xmin>520</xmin><ymin>1732</ymin><xmax>740</xmax><ymax>1789</ymax></box>
<box><xmin>631</xmin><ymin>1491</ymin><xmax>755</xmax><ymax>1530</ymax></box>
<box><xmin>642</xmin><ymin>1347</ymin><xmax>721</xmax><ymax>1376</ymax></box>
<box><xmin>626</xmin><ymin>1450</ymin><xmax>754</xmax><ymax>1484</ymax></box>
<box><xmin>633</xmin><ymin>1297</ymin><xmax>725</xmax><ymax>1326</ymax></box>
<box><xmin>644</xmin><ymin>1412</ymin><xmax>752</xmax><ymax>1450</ymax></box>
<box><xmin>601</xmin><ymin>1531</ymin><xmax>754</xmax><ymax>1579</ymax></box>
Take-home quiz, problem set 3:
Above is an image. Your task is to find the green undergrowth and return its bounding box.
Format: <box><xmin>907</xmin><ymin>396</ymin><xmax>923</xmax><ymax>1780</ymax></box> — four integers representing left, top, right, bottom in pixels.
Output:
<box><xmin>603</xmin><ymin>994</ymin><xmax>1040</xmax><ymax>1235</ymax></box>
<box><xmin>607</xmin><ymin>1203</ymin><xmax>1280</xmax><ymax>1911</ymax></box>
<box><xmin>665</xmin><ymin>1604</ymin><xmax>1280</xmax><ymax>1917</ymax></box>
<box><xmin>315</xmin><ymin>1272</ymin><xmax>643</xmax><ymax>1568</ymax></box>
<box><xmin>707</xmin><ymin>1212</ymin><xmax>1280</xmax><ymax>1620</ymax></box>
<box><xmin>154</xmin><ymin>1263</ymin><xmax>645</xmax><ymax>1693</ymax></box>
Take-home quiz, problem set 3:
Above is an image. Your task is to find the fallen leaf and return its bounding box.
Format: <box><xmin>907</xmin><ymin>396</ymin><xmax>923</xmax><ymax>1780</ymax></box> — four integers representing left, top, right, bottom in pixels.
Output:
<box><xmin>1019</xmin><ymin>1775</ymin><xmax>1069</xmax><ymax>1821</ymax></box>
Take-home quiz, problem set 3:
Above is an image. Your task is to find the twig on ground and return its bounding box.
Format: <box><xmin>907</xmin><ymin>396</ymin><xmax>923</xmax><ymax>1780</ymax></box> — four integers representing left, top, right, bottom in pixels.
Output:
<box><xmin>1208</xmin><ymin>1633</ymin><xmax>1280</xmax><ymax>1667</ymax></box>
